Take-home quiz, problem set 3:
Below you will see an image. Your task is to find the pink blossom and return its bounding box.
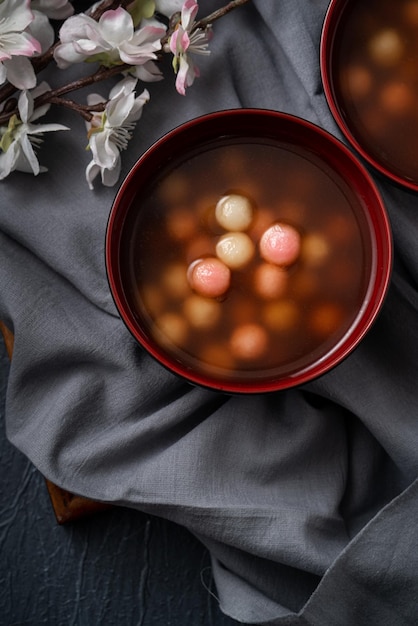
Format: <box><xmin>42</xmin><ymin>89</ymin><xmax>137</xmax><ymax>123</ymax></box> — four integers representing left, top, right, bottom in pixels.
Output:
<box><xmin>54</xmin><ymin>8</ymin><xmax>166</xmax><ymax>70</ymax></box>
<box><xmin>168</xmin><ymin>0</ymin><xmax>212</xmax><ymax>95</ymax></box>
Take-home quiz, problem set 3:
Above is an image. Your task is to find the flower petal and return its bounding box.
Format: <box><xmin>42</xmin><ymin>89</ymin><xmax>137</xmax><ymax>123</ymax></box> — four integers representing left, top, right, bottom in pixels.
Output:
<box><xmin>87</xmin><ymin>92</ymin><xmax>106</xmax><ymax>107</ymax></box>
<box><xmin>28</xmin><ymin>10</ymin><xmax>55</xmax><ymax>53</ymax></box>
<box><xmin>0</xmin><ymin>0</ymin><xmax>34</xmax><ymax>33</ymax></box>
<box><xmin>28</xmin><ymin>123</ymin><xmax>70</xmax><ymax>134</ymax></box>
<box><xmin>126</xmin><ymin>89</ymin><xmax>150</xmax><ymax>122</ymax></box>
<box><xmin>3</xmin><ymin>56</ymin><xmax>36</xmax><ymax>90</ymax></box>
<box><xmin>58</xmin><ymin>14</ymin><xmax>100</xmax><ymax>44</ymax></box>
<box><xmin>100</xmin><ymin>158</ymin><xmax>121</xmax><ymax>187</ymax></box>
<box><xmin>18</xmin><ymin>90</ymin><xmax>33</xmax><ymax>124</ymax></box>
<box><xmin>181</xmin><ymin>0</ymin><xmax>198</xmax><ymax>30</ymax></box>
<box><xmin>54</xmin><ymin>42</ymin><xmax>88</xmax><ymax>68</ymax></box>
<box><xmin>154</xmin><ymin>0</ymin><xmax>183</xmax><ymax>18</ymax></box>
<box><xmin>86</xmin><ymin>160</ymin><xmax>100</xmax><ymax>190</ymax></box>
<box><xmin>31</xmin><ymin>0</ymin><xmax>74</xmax><ymax>20</ymax></box>
<box><xmin>108</xmin><ymin>76</ymin><xmax>137</xmax><ymax>100</ymax></box>
<box><xmin>20</xmin><ymin>133</ymin><xmax>40</xmax><ymax>175</ymax></box>
<box><xmin>175</xmin><ymin>54</ymin><xmax>197</xmax><ymax>95</ymax></box>
<box><xmin>119</xmin><ymin>20</ymin><xmax>165</xmax><ymax>65</ymax></box>
<box><xmin>129</xmin><ymin>60</ymin><xmax>163</xmax><ymax>82</ymax></box>
<box><xmin>0</xmin><ymin>32</ymin><xmax>41</xmax><ymax>60</ymax></box>
<box><xmin>0</xmin><ymin>63</ymin><xmax>7</xmax><ymax>84</ymax></box>
<box><xmin>99</xmin><ymin>8</ymin><xmax>133</xmax><ymax>46</ymax></box>
<box><xmin>28</xmin><ymin>81</ymin><xmax>52</xmax><ymax>120</ymax></box>
<box><xmin>107</xmin><ymin>92</ymin><xmax>136</xmax><ymax>127</ymax></box>
<box><xmin>0</xmin><ymin>140</ymin><xmax>19</xmax><ymax>179</ymax></box>
<box><xmin>90</xmin><ymin>132</ymin><xmax>119</xmax><ymax>169</ymax></box>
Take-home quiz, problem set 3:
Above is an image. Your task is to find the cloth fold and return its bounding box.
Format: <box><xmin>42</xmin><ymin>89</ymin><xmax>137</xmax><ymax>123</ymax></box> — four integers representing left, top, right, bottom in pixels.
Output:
<box><xmin>1</xmin><ymin>1</ymin><xmax>418</xmax><ymax>623</ymax></box>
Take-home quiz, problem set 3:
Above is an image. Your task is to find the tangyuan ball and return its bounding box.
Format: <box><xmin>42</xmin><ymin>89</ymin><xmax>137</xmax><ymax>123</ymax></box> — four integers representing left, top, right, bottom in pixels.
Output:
<box><xmin>230</xmin><ymin>323</ymin><xmax>268</xmax><ymax>360</ymax></box>
<box><xmin>187</xmin><ymin>257</ymin><xmax>231</xmax><ymax>298</ymax></box>
<box><xmin>259</xmin><ymin>223</ymin><xmax>301</xmax><ymax>266</ymax></box>
<box><xmin>215</xmin><ymin>194</ymin><xmax>253</xmax><ymax>231</ymax></box>
<box><xmin>216</xmin><ymin>232</ymin><xmax>255</xmax><ymax>269</ymax></box>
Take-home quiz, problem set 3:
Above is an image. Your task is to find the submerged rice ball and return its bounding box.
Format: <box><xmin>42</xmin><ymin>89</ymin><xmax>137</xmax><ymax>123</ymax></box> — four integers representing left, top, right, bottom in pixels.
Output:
<box><xmin>187</xmin><ymin>257</ymin><xmax>231</xmax><ymax>298</ymax></box>
<box><xmin>368</xmin><ymin>28</ymin><xmax>404</xmax><ymax>67</ymax></box>
<box><xmin>230</xmin><ymin>323</ymin><xmax>268</xmax><ymax>360</ymax></box>
<box><xmin>216</xmin><ymin>232</ymin><xmax>255</xmax><ymax>269</ymax></box>
<box><xmin>215</xmin><ymin>194</ymin><xmax>253</xmax><ymax>231</ymax></box>
<box><xmin>253</xmin><ymin>263</ymin><xmax>289</xmax><ymax>299</ymax></box>
<box><xmin>259</xmin><ymin>223</ymin><xmax>301</xmax><ymax>266</ymax></box>
<box><xmin>183</xmin><ymin>294</ymin><xmax>221</xmax><ymax>329</ymax></box>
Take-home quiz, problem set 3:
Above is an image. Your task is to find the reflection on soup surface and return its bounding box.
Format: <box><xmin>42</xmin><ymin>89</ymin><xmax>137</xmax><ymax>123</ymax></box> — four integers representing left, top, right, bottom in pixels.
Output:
<box><xmin>121</xmin><ymin>139</ymin><xmax>371</xmax><ymax>384</ymax></box>
<box><xmin>334</xmin><ymin>0</ymin><xmax>418</xmax><ymax>184</ymax></box>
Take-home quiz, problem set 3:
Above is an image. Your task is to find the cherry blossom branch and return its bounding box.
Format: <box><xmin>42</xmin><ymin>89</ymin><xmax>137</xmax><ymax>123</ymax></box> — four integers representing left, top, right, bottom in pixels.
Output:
<box><xmin>0</xmin><ymin>0</ymin><xmax>253</xmax><ymax>186</ymax></box>
<box><xmin>161</xmin><ymin>0</ymin><xmax>251</xmax><ymax>46</ymax></box>
<box><xmin>0</xmin><ymin>0</ymin><xmax>134</xmax><ymax>105</ymax></box>
<box><xmin>0</xmin><ymin>0</ymin><xmax>252</xmax><ymax>126</ymax></box>
<box><xmin>194</xmin><ymin>0</ymin><xmax>251</xmax><ymax>30</ymax></box>
<box><xmin>34</xmin><ymin>64</ymin><xmax>131</xmax><ymax>106</ymax></box>
<box><xmin>0</xmin><ymin>63</ymin><xmax>130</xmax><ymax>125</ymax></box>
<box><xmin>46</xmin><ymin>97</ymin><xmax>107</xmax><ymax>120</ymax></box>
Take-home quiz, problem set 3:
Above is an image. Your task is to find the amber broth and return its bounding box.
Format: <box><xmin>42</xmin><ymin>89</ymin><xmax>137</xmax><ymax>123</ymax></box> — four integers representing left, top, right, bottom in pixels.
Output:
<box><xmin>121</xmin><ymin>139</ymin><xmax>370</xmax><ymax>383</ymax></box>
<box><xmin>334</xmin><ymin>0</ymin><xmax>418</xmax><ymax>184</ymax></box>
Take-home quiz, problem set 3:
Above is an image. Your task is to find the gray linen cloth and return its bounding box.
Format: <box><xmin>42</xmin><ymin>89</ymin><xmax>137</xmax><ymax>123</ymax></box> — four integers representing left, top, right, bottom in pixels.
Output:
<box><xmin>1</xmin><ymin>1</ymin><xmax>418</xmax><ymax>623</ymax></box>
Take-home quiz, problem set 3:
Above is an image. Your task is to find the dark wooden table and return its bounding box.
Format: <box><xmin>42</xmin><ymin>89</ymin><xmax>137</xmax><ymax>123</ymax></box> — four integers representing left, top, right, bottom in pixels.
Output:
<box><xmin>0</xmin><ymin>326</ymin><xmax>239</xmax><ymax>625</ymax></box>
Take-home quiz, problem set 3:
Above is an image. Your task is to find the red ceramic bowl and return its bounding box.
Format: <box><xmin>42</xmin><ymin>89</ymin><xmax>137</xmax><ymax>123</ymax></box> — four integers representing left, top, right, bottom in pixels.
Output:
<box><xmin>321</xmin><ymin>0</ymin><xmax>418</xmax><ymax>192</ymax></box>
<box><xmin>106</xmin><ymin>109</ymin><xmax>392</xmax><ymax>394</ymax></box>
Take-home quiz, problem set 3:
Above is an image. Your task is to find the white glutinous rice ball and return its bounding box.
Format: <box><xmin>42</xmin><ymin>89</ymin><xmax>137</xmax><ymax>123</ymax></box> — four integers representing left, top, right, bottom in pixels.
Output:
<box><xmin>215</xmin><ymin>194</ymin><xmax>253</xmax><ymax>231</ymax></box>
<box><xmin>368</xmin><ymin>29</ymin><xmax>404</xmax><ymax>67</ymax></box>
<box><xmin>154</xmin><ymin>312</ymin><xmax>188</xmax><ymax>346</ymax></box>
<box><xmin>216</xmin><ymin>232</ymin><xmax>255</xmax><ymax>269</ymax></box>
<box><xmin>183</xmin><ymin>294</ymin><xmax>221</xmax><ymax>329</ymax></box>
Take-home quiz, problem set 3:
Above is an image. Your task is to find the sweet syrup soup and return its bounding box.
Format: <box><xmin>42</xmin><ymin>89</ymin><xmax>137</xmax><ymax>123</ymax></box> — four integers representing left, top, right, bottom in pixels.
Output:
<box><xmin>334</xmin><ymin>0</ymin><xmax>418</xmax><ymax>184</ymax></box>
<box><xmin>121</xmin><ymin>139</ymin><xmax>371</xmax><ymax>384</ymax></box>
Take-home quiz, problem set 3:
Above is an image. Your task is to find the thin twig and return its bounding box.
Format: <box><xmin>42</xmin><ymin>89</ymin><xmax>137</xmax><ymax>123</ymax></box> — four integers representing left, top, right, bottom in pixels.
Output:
<box><xmin>0</xmin><ymin>64</ymin><xmax>130</xmax><ymax>124</ymax></box>
<box><xmin>35</xmin><ymin>63</ymin><xmax>131</xmax><ymax>104</ymax></box>
<box><xmin>46</xmin><ymin>96</ymin><xmax>106</xmax><ymax>121</ymax></box>
<box><xmin>194</xmin><ymin>0</ymin><xmax>251</xmax><ymax>29</ymax></box>
<box><xmin>161</xmin><ymin>0</ymin><xmax>251</xmax><ymax>46</ymax></box>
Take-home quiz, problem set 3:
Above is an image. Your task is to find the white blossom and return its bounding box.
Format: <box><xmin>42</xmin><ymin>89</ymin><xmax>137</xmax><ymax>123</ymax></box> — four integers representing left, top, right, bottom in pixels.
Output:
<box><xmin>54</xmin><ymin>8</ymin><xmax>166</xmax><ymax>70</ymax></box>
<box><xmin>85</xmin><ymin>77</ymin><xmax>149</xmax><ymax>189</ymax></box>
<box><xmin>0</xmin><ymin>0</ymin><xmax>42</xmax><ymax>89</ymax></box>
<box><xmin>0</xmin><ymin>83</ymin><xmax>69</xmax><ymax>178</ymax></box>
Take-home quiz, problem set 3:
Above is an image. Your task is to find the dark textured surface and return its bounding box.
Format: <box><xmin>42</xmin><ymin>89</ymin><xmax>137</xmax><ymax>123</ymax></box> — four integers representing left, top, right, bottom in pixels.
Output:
<box><xmin>0</xmin><ymin>338</ymin><xmax>238</xmax><ymax>626</ymax></box>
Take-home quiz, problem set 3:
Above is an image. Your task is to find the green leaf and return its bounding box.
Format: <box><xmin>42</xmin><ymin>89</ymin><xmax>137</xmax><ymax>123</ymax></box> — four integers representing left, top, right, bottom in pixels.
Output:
<box><xmin>172</xmin><ymin>54</ymin><xmax>179</xmax><ymax>74</ymax></box>
<box><xmin>129</xmin><ymin>0</ymin><xmax>156</xmax><ymax>27</ymax></box>
<box><xmin>84</xmin><ymin>52</ymin><xmax>123</xmax><ymax>67</ymax></box>
<box><xmin>0</xmin><ymin>114</ymin><xmax>20</xmax><ymax>153</ymax></box>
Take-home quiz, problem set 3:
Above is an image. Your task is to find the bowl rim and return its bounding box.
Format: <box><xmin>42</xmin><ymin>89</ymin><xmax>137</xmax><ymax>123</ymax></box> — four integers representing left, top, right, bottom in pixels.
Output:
<box><xmin>320</xmin><ymin>0</ymin><xmax>418</xmax><ymax>193</ymax></box>
<box><xmin>105</xmin><ymin>107</ymin><xmax>393</xmax><ymax>394</ymax></box>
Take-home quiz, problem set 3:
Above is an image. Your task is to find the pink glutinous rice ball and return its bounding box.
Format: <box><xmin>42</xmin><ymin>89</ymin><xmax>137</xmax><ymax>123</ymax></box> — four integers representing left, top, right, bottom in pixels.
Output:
<box><xmin>259</xmin><ymin>222</ymin><xmax>301</xmax><ymax>266</ymax></box>
<box><xmin>187</xmin><ymin>257</ymin><xmax>231</xmax><ymax>298</ymax></box>
<box><xmin>229</xmin><ymin>323</ymin><xmax>268</xmax><ymax>360</ymax></box>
